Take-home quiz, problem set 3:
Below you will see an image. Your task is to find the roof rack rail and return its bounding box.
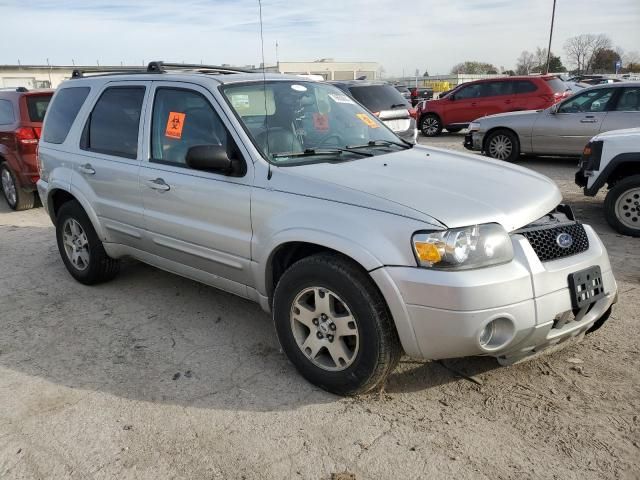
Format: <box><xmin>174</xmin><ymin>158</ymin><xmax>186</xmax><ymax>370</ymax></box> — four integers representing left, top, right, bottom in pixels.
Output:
<box><xmin>71</xmin><ymin>66</ymin><xmax>150</xmax><ymax>79</ymax></box>
<box><xmin>146</xmin><ymin>61</ymin><xmax>253</xmax><ymax>75</ymax></box>
<box><xmin>0</xmin><ymin>87</ymin><xmax>28</xmax><ymax>92</ymax></box>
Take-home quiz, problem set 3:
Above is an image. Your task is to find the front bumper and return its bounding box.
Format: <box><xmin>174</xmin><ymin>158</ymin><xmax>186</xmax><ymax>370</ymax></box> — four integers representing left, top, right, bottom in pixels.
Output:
<box><xmin>464</xmin><ymin>131</ymin><xmax>483</xmax><ymax>151</ymax></box>
<box><xmin>371</xmin><ymin>224</ymin><xmax>617</xmax><ymax>362</ymax></box>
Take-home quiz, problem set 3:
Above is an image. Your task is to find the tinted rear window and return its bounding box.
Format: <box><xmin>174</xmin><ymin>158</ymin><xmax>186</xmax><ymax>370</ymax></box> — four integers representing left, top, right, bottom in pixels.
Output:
<box><xmin>348</xmin><ymin>85</ymin><xmax>409</xmax><ymax>112</ymax></box>
<box><xmin>0</xmin><ymin>99</ymin><xmax>14</xmax><ymax>125</ymax></box>
<box><xmin>513</xmin><ymin>80</ymin><xmax>538</xmax><ymax>94</ymax></box>
<box><xmin>26</xmin><ymin>95</ymin><xmax>52</xmax><ymax>122</ymax></box>
<box><xmin>545</xmin><ymin>78</ymin><xmax>567</xmax><ymax>94</ymax></box>
<box><xmin>81</xmin><ymin>86</ymin><xmax>145</xmax><ymax>159</ymax></box>
<box><xmin>43</xmin><ymin>87</ymin><xmax>90</xmax><ymax>144</ymax></box>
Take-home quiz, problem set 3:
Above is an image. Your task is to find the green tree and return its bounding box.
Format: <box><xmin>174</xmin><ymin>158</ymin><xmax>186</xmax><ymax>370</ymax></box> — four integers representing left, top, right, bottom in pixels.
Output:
<box><xmin>591</xmin><ymin>48</ymin><xmax>621</xmax><ymax>73</ymax></box>
<box><xmin>450</xmin><ymin>61</ymin><xmax>498</xmax><ymax>75</ymax></box>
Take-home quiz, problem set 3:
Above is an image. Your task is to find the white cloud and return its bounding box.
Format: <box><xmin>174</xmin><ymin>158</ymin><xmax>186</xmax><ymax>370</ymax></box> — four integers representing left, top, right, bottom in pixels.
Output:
<box><xmin>0</xmin><ymin>0</ymin><xmax>638</xmax><ymax>74</ymax></box>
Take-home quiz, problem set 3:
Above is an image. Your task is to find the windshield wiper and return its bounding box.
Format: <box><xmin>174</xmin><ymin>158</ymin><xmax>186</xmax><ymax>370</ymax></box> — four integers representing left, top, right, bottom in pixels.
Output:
<box><xmin>271</xmin><ymin>148</ymin><xmax>373</xmax><ymax>159</ymax></box>
<box><xmin>346</xmin><ymin>139</ymin><xmax>413</xmax><ymax>150</ymax></box>
<box><xmin>389</xmin><ymin>103</ymin><xmax>409</xmax><ymax>109</ymax></box>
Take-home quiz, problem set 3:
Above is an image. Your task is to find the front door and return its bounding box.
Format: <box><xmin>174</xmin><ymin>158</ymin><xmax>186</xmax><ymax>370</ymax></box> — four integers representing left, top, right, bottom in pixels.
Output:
<box><xmin>139</xmin><ymin>82</ymin><xmax>253</xmax><ymax>294</ymax></box>
<box><xmin>444</xmin><ymin>82</ymin><xmax>485</xmax><ymax>126</ymax></box>
<box><xmin>531</xmin><ymin>87</ymin><xmax>616</xmax><ymax>155</ymax></box>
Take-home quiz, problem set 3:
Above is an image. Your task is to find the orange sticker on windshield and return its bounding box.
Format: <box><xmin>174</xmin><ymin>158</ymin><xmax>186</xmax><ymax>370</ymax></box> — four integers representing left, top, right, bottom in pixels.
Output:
<box><xmin>356</xmin><ymin>113</ymin><xmax>379</xmax><ymax>128</ymax></box>
<box><xmin>165</xmin><ymin>111</ymin><xmax>186</xmax><ymax>139</ymax></box>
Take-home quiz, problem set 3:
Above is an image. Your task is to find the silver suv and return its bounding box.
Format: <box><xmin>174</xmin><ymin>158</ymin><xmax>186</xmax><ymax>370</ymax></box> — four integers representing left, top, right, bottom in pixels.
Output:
<box><xmin>37</xmin><ymin>62</ymin><xmax>618</xmax><ymax>395</ymax></box>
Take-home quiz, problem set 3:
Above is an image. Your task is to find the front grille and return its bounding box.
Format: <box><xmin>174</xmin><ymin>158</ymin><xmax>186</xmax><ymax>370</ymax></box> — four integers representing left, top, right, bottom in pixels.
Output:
<box><xmin>516</xmin><ymin>222</ymin><xmax>589</xmax><ymax>262</ymax></box>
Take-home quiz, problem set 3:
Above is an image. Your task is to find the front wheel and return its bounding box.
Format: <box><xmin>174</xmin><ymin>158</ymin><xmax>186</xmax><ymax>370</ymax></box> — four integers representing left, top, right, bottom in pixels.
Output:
<box><xmin>273</xmin><ymin>253</ymin><xmax>401</xmax><ymax>396</ymax></box>
<box><xmin>604</xmin><ymin>175</ymin><xmax>640</xmax><ymax>237</ymax></box>
<box><xmin>484</xmin><ymin>129</ymin><xmax>520</xmax><ymax>162</ymax></box>
<box><xmin>420</xmin><ymin>114</ymin><xmax>442</xmax><ymax>137</ymax></box>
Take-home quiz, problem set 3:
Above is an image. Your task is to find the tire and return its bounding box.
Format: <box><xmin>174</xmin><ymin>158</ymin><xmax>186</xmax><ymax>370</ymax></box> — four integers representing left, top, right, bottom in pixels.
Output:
<box><xmin>484</xmin><ymin>129</ymin><xmax>520</xmax><ymax>162</ymax></box>
<box><xmin>420</xmin><ymin>114</ymin><xmax>442</xmax><ymax>137</ymax></box>
<box><xmin>273</xmin><ymin>253</ymin><xmax>401</xmax><ymax>396</ymax></box>
<box><xmin>604</xmin><ymin>175</ymin><xmax>640</xmax><ymax>237</ymax></box>
<box><xmin>55</xmin><ymin>200</ymin><xmax>120</xmax><ymax>285</ymax></box>
<box><xmin>446</xmin><ymin>127</ymin><xmax>462</xmax><ymax>133</ymax></box>
<box><xmin>1</xmin><ymin>163</ymin><xmax>35</xmax><ymax>211</ymax></box>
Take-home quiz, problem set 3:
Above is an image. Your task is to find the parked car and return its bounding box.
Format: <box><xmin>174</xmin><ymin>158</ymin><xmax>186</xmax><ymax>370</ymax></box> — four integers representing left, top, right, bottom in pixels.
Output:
<box><xmin>465</xmin><ymin>83</ymin><xmax>640</xmax><ymax>162</ymax></box>
<box><xmin>0</xmin><ymin>87</ymin><xmax>53</xmax><ymax>209</ymax></box>
<box><xmin>576</xmin><ymin>127</ymin><xmax>640</xmax><ymax>237</ymax></box>
<box><xmin>410</xmin><ymin>87</ymin><xmax>433</xmax><ymax>106</ymax></box>
<box><xmin>394</xmin><ymin>85</ymin><xmax>412</xmax><ymax>102</ymax></box>
<box><xmin>37</xmin><ymin>62</ymin><xmax>617</xmax><ymax>395</ymax></box>
<box><xmin>329</xmin><ymin>80</ymin><xmax>416</xmax><ymax>143</ymax></box>
<box><xmin>417</xmin><ymin>75</ymin><xmax>570</xmax><ymax>136</ymax></box>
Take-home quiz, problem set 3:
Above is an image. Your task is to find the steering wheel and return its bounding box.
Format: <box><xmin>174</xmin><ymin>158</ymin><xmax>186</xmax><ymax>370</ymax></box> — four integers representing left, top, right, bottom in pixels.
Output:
<box><xmin>316</xmin><ymin>133</ymin><xmax>343</xmax><ymax>148</ymax></box>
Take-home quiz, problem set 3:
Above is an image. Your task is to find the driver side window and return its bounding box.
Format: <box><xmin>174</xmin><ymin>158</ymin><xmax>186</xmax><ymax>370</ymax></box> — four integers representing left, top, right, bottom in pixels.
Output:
<box><xmin>454</xmin><ymin>84</ymin><xmax>482</xmax><ymax>100</ymax></box>
<box><xmin>557</xmin><ymin>89</ymin><xmax>615</xmax><ymax>114</ymax></box>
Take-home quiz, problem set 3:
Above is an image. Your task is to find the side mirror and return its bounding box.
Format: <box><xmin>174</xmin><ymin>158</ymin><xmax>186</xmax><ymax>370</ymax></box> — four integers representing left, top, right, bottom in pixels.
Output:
<box><xmin>186</xmin><ymin>145</ymin><xmax>232</xmax><ymax>174</ymax></box>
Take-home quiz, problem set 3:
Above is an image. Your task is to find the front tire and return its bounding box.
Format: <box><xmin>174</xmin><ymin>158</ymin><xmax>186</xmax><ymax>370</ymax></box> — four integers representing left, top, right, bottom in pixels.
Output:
<box><xmin>55</xmin><ymin>200</ymin><xmax>120</xmax><ymax>285</ymax></box>
<box><xmin>484</xmin><ymin>129</ymin><xmax>520</xmax><ymax>162</ymax></box>
<box><xmin>604</xmin><ymin>175</ymin><xmax>640</xmax><ymax>237</ymax></box>
<box><xmin>1</xmin><ymin>163</ymin><xmax>35</xmax><ymax>211</ymax></box>
<box><xmin>420</xmin><ymin>114</ymin><xmax>442</xmax><ymax>137</ymax></box>
<box><xmin>273</xmin><ymin>253</ymin><xmax>401</xmax><ymax>396</ymax></box>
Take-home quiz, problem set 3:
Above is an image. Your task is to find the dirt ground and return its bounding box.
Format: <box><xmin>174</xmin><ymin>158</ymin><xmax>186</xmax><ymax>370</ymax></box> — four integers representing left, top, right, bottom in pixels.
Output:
<box><xmin>1</xmin><ymin>134</ymin><xmax>638</xmax><ymax>480</ymax></box>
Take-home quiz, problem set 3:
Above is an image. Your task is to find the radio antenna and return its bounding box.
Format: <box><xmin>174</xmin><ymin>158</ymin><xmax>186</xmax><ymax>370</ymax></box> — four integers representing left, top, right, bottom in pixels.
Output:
<box><xmin>258</xmin><ymin>0</ymin><xmax>272</xmax><ymax>180</ymax></box>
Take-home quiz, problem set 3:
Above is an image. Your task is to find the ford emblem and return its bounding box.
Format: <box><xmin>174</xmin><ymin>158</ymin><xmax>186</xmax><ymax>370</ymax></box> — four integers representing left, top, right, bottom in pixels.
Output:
<box><xmin>556</xmin><ymin>232</ymin><xmax>573</xmax><ymax>249</ymax></box>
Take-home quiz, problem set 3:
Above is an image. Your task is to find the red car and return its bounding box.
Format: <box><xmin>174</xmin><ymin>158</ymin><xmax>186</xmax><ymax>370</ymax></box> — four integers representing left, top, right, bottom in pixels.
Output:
<box><xmin>0</xmin><ymin>87</ymin><xmax>53</xmax><ymax>210</ymax></box>
<box><xmin>417</xmin><ymin>75</ymin><xmax>569</xmax><ymax>136</ymax></box>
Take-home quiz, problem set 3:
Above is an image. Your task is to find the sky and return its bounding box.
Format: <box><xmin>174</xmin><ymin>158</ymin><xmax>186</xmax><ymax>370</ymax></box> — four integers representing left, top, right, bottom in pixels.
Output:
<box><xmin>1</xmin><ymin>0</ymin><xmax>638</xmax><ymax>75</ymax></box>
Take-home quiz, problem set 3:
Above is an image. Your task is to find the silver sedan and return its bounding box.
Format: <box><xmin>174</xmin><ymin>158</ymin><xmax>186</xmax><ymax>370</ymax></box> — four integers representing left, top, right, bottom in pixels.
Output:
<box><xmin>464</xmin><ymin>82</ymin><xmax>640</xmax><ymax>161</ymax></box>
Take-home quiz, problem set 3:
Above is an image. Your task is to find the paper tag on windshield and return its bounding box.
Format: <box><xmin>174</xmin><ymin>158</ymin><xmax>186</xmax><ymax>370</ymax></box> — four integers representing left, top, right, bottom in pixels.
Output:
<box><xmin>329</xmin><ymin>93</ymin><xmax>355</xmax><ymax>104</ymax></box>
<box><xmin>356</xmin><ymin>113</ymin><xmax>379</xmax><ymax>128</ymax></box>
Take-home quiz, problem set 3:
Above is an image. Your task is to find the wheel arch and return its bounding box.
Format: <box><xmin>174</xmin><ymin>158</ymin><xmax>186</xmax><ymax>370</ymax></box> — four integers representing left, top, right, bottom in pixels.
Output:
<box><xmin>47</xmin><ymin>187</ymin><xmax>107</xmax><ymax>240</ymax></box>
<box><xmin>586</xmin><ymin>153</ymin><xmax>640</xmax><ymax>195</ymax></box>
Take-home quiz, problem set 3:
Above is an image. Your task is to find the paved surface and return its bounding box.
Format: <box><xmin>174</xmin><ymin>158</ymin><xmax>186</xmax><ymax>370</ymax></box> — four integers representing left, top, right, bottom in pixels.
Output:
<box><xmin>1</xmin><ymin>134</ymin><xmax>638</xmax><ymax>479</ymax></box>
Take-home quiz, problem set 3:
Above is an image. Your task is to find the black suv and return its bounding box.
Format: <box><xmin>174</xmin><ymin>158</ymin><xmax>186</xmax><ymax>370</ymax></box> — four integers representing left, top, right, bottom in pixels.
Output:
<box><xmin>328</xmin><ymin>81</ymin><xmax>416</xmax><ymax>143</ymax></box>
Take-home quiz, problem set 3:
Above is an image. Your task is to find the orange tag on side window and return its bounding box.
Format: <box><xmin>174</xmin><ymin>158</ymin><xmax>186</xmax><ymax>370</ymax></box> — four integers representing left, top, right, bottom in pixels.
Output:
<box><xmin>165</xmin><ymin>111</ymin><xmax>186</xmax><ymax>139</ymax></box>
<box><xmin>356</xmin><ymin>113</ymin><xmax>379</xmax><ymax>128</ymax></box>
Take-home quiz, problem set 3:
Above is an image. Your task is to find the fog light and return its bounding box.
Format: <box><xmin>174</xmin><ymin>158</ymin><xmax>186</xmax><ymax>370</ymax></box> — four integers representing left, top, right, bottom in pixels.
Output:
<box><xmin>477</xmin><ymin>317</ymin><xmax>515</xmax><ymax>351</ymax></box>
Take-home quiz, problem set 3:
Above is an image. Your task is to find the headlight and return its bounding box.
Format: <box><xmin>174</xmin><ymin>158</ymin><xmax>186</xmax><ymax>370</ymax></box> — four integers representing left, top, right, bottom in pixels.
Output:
<box><xmin>412</xmin><ymin>223</ymin><xmax>513</xmax><ymax>270</ymax></box>
<box><xmin>468</xmin><ymin>121</ymin><xmax>480</xmax><ymax>131</ymax></box>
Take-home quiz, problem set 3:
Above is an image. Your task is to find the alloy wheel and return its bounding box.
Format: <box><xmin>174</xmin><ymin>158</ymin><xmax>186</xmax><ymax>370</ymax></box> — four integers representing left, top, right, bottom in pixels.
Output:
<box><xmin>290</xmin><ymin>287</ymin><xmax>359</xmax><ymax>371</ymax></box>
<box><xmin>488</xmin><ymin>134</ymin><xmax>513</xmax><ymax>160</ymax></box>
<box><xmin>422</xmin><ymin>117</ymin><xmax>439</xmax><ymax>136</ymax></box>
<box><xmin>615</xmin><ymin>186</ymin><xmax>640</xmax><ymax>230</ymax></box>
<box><xmin>1</xmin><ymin>168</ymin><xmax>16</xmax><ymax>206</ymax></box>
<box><xmin>62</xmin><ymin>218</ymin><xmax>90</xmax><ymax>271</ymax></box>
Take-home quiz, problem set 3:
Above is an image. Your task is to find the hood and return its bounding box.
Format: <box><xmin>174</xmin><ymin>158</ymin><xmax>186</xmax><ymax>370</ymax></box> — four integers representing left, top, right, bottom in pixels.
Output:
<box><xmin>276</xmin><ymin>145</ymin><xmax>561</xmax><ymax>232</ymax></box>
<box><xmin>593</xmin><ymin>127</ymin><xmax>640</xmax><ymax>140</ymax></box>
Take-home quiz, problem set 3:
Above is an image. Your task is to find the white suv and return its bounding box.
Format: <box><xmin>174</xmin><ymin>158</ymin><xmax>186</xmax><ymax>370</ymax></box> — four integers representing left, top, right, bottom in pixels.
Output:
<box><xmin>576</xmin><ymin>127</ymin><xmax>640</xmax><ymax>237</ymax></box>
<box><xmin>37</xmin><ymin>62</ymin><xmax>617</xmax><ymax>395</ymax></box>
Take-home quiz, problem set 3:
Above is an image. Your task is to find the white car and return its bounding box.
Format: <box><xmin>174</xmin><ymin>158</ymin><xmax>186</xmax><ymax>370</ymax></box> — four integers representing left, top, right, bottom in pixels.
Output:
<box><xmin>576</xmin><ymin>127</ymin><xmax>640</xmax><ymax>237</ymax></box>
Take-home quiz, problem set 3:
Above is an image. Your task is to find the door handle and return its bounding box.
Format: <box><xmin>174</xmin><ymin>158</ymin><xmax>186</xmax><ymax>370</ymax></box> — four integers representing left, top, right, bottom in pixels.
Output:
<box><xmin>78</xmin><ymin>163</ymin><xmax>96</xmax><ymax>175</ymax></box>
<box><xmin>471</xmin><ymin>102</ymin><xmax>477</xmax><ymax>107</ymax></box>
<box><xmin>580</xmin><ymin>119</ymin><xmax>598</xmax><ymax>123</ymax></box>
<box><xmin>146</xmin><ymin>178</ymin><xmax>170</xmax><ymax>192</ymax></box>
<box><xmin>504</xmin><ymin>100</ymin><xmax>512</xmax><ymax>104</ymax></box>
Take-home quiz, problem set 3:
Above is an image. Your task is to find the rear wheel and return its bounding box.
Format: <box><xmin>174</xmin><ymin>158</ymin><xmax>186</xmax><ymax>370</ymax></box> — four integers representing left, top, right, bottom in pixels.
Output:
<box><xmin>55</xmin><ymin>200</ymin><xmax>120</xmax><ymax>284</ymax></box>
<box><xmin>1</xmin><ymin>163</ymin><xmax>35</xmax><ymax>211</ymax></box>
<box><xmin>604</xmin><ymin>175</ymin><xmax>640</xmax><ymax>237</ymax></box>
<box><xmin>420</xmin><ymin>114</ymin><xmax>442</xmax><ymax>137</ymax></box>
<box><xmin>484</xmin><ymin>129</ymin><xmax>520</xmax><ymax>162</ymax></box>
<box><xmin>273</xmin><ymin>253</ymin><xmax>401</xmax><ymax>396</ymax></box>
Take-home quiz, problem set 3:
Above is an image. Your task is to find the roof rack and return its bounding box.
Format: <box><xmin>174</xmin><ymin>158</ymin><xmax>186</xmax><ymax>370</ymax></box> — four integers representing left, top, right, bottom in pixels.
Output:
<box><xmin>70</xmin><ymin>61</ymin><xmax>252</xmax><ymax>79</ymax></box>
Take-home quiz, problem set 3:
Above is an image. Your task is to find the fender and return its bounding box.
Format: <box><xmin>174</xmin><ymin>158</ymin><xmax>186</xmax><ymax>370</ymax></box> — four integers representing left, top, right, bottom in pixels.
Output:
<box><xmin>586</xmin><ymin>152</ymin><xmax>640</xmax><ymax>196</ymax></box>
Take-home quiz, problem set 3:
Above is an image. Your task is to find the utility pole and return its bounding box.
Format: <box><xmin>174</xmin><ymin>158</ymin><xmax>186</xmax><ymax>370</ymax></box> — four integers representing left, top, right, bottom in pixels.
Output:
<box><xmin>275</xmin><ymin>41</ymin><xmax>279</xmax><ymax>68</ymax></box>
<box><xmin>545</xmin><ymin>0</ymin><xmax>557</xmax><ymax>74</ymax></box>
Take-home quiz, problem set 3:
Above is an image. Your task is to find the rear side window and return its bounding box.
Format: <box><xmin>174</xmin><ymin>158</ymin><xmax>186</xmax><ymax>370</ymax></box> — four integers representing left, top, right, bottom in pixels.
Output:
<box><xmin>613</xmin><ymin>87</ymin><xmax>640</xmax><ymax>111</ymax></box>
<box><xmin>544</xmin><ymin>77</ymin><xmax>567</xmax><ymax>94</ymax></box>
<box><xmin>482</xmin><ymin>81</ymin><xmax>511</xmax><ymax>96</ymax></box>
<box><xmin>26</xmin><ymin>95</ymin><xmax>52</xmax><ymax>122</ymax></box>
<box><xmin>43</xmin><ymin>87</ymin><xmax>90</xmax><ymax>144</ymax></box>
<box><xmin>348</xmin><ymin>85</ymin><xmax>409</xmax><ymax>112</ymax></box>
<box><xmin>0</xmin><ymin>99</ymin><xmax>14</xmax><ymax>124</ymax></box>
<box><xmin>81</xmin><ymin>87</ymin><xmax>145</xmax><ymax>159</ymax></box>
<box><xmin>513</xmin><ymin>81</ymin><xmax>537</xmax><ymax>94</ymax></box>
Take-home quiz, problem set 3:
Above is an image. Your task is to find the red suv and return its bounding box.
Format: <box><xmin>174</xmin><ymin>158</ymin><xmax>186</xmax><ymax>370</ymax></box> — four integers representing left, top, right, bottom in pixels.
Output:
<box><xmin>0</xmin><ymin>87</ymin><xmax>53</xmax><ymax>210</ymax></box>
<box><xmin>417</xmin><ymin>76</ymin><xmax>569</xmax><ymax>136</ymax></box>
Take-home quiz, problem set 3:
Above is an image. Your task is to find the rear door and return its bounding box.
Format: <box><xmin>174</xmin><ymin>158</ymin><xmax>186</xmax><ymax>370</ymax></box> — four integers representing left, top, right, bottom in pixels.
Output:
<box><xmin>511</xmin><ymin>79</ymin><xmax>539</xmax><ymax>110</ymax></box>
<box><xmin>599</xmin><ymin>86</ymin><xmax>640</xmax><ymax>133</ymax></box>
<box><xmin>474</xmin><ymin>80</ymin><xmax>512</xmax><ymax>118</ymax></box>
<box><xmin>531</xmin><ymin>87</ymin><xmax>616</xmax><ymax>155</ymax></box>
<box><xmin>139</xmin><ymin>82</ymin><xmax>254</xmax><ymax>294</ymax></box>
<box><xmin>74</xmin><ymin>82</ymin><xmax>149</xmax><ymax>247</ymax></box>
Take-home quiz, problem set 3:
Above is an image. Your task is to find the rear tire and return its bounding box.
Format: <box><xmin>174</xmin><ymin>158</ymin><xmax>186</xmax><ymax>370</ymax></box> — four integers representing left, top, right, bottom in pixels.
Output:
<box><xmin>1</xmin><ymin>163</ymin><xmax>35</xmax><ymax>211</ymax></box>
<box><xmin>55</xmin><ymin>200</ymin><xmax>120</xmax><ymax>285</ymax></box>
<box><xmin>420</xmin><ymin>114</ymin><xmax>442</xmax><ymax>137</ymax></box>
<box><xmin>273</xmin><ymin>253</ymin><xmax>401</xmax><ymax>396</ymax></box>
<box><xmin>484</xmin><ymin>129</ymin><xmax>520</xmax><ymax>162</ymax></box>
<box><xmin>604</xmin><ymin>175</ymin><xmax>640</xmax><ymax>237</ymax></box>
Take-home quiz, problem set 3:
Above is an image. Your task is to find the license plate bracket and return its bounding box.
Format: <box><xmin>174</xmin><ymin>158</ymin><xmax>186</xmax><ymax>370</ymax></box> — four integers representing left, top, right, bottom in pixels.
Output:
<box><xmin>568</xmin><ymin>266</ymin><xmax>604</xmax><ymax>309</ymax></box>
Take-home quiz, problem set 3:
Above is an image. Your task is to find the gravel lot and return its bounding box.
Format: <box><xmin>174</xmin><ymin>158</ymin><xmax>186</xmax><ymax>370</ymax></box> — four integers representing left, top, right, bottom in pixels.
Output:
<box><xmin>1</xmin><ymin>134</ymin><xmax>638</xmax><ymax>480</ymax></box>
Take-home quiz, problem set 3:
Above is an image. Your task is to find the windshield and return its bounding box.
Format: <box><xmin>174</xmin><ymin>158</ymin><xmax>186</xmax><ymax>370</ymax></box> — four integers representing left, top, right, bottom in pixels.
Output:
<box><xmin>222</xmin><ymin>81</ymin><xmax>406</xmax><ymax>164</ymax></box>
